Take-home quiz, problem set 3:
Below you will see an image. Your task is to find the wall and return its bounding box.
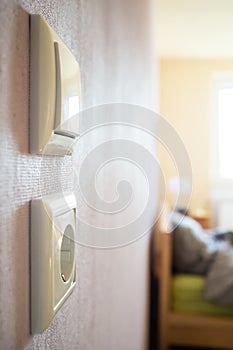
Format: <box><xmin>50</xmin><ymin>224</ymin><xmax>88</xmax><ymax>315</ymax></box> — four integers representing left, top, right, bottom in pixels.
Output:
<box><xmin>0</xmin><ymin>1</ymin><xmax>158</xmax><ymax>350</ymax></box>
<box><xmin>159</xmin><ymin>58</ymin><xmax>233</xmax><ymax>211</ymax></box>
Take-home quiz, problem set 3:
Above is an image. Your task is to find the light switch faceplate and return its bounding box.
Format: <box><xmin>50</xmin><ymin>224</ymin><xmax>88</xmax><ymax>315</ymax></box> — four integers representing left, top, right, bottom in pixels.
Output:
<box><xmin>30</xmin><ymin>192</ymin><xmax>77</xmax><ymax>334</ymax></box>
<box><xmin>30</xmin><ymin>15</ymin><xmax>81</xmax><ymax>155</ymax></box>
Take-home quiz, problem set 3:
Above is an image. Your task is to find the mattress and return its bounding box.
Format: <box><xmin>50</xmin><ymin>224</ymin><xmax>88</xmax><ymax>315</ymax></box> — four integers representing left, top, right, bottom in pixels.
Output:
<box><xmin>171</xmin><ymin>274</ymin><xmax>233</xmax><ymax>317</ymax></box>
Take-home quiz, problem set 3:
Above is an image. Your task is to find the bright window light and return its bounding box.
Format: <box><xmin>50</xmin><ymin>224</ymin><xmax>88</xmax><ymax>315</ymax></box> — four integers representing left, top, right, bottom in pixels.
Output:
<box><xmin>218</xmin><ymin>88</ymin><xmax>233</xmax><ymax>179</ymax></box>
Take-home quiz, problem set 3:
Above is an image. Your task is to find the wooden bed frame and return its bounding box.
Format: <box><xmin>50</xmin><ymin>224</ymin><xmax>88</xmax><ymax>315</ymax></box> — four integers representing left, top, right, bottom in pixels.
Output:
<box><xmin>153</xmin><ymin>220</ymin><xmax>233</xmax><ymax>350</ymax></box>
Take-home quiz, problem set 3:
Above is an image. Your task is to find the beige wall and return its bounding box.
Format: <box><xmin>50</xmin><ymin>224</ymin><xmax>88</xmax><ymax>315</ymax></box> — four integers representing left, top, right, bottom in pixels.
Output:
<box><xmin>0</xmin><ymin>1</ymin><xmax>158</xmax><ymax>349</ymax></box>
<box><xmin>159</xmin><ymin>58</ymin><xmax>233</xmax><ymax>211</ymax></box>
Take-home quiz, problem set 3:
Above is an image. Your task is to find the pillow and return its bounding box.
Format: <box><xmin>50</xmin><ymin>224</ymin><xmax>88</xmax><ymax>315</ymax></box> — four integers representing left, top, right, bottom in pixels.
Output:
<box><xmin>204</xmin><ymin>242</ymin><xmax>233</xmax><ymax>307</ymax></box>
<box><xmin>171</xmin><ymin>211</ymin><xmax>218</xmax><ymax>275</ymax></box>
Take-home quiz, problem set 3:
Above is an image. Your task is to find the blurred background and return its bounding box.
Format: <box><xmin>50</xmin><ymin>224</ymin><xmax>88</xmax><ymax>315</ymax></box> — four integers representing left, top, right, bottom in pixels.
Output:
<box><xmin>157</xmin><ymin>0</ymin><xmax>233</xmax><ymax>229</ymax></box>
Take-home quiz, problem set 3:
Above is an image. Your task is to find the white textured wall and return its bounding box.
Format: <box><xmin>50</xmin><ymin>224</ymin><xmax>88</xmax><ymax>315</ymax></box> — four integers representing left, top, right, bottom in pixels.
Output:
<box><xmin>0</xmin><ymin>1</ymin><xmax>158</xmax><ymax>349</ymax></box>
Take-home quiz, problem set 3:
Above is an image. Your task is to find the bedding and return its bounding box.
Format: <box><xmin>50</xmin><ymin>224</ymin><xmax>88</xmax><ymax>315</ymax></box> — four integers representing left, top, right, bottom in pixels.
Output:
<box><xmin>171</xmin><ymin>212</ymin><xmax>233</xmax><ymax>307</ymax></box>
<box><xmin>171</xmin><ymin>274</ymin><xmax>233</xmax><ymax>317</ymax></box>
<box><xmin>172</xmin><ymin>211</ymin><xmax>219</xmax><ymax>274</ymax></box>
<box><xmin>204</xmin><ymin>243</ymin><xmax>233</xmax><ymax>307</ymax></box>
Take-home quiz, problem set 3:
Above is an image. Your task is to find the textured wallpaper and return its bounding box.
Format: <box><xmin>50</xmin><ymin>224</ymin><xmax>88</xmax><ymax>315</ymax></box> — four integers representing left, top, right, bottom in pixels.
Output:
<box><xmin>0</xmin><ymin>0</ymin><xmax>158</xmax><ymax>349</ymax></box>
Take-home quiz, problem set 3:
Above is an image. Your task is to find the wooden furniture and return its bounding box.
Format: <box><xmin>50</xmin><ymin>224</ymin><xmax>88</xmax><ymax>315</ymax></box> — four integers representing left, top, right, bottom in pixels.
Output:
<box><xmin>153</xmin><ymin>219</ymin><xmax>233</xmax><ymax>350</ymax></box>
<box><xmin>188</xmin><ymin>209</ymin><xmax>211</xmax><ymax>229</ymax></box>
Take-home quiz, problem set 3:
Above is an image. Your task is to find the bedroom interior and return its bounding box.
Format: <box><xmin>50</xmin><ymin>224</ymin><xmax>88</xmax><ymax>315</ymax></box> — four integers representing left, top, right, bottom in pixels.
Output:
<box><xmin>1</xmin><ymin>1</ymin><xmax>233</xmax><ymax>349</ymax></box>
<box><xmin>151</xmin><ymin>1</ymin><xmax>233</xmax><ymax>349</ymax></box>
<box><xmin>157</xmin><ymin>0</ymin><xmax>233</xmax><ymax>227</ymax></box>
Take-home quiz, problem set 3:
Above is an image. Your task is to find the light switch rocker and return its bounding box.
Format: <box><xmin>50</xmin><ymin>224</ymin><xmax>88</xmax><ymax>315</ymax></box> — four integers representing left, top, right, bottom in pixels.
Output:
<box><xmin>30</xmin><ymin>15</ymin><xmax>81</xmax><ymax>155</ymax></box>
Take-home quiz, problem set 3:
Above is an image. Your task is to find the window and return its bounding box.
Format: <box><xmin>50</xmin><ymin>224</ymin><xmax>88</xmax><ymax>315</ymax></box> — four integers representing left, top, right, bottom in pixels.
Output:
<box><xmin>217</xmin><ymin>88</ymin><xmax>233</xmax><ymax>179</ymax></box>
<box><xmin>210</xmin><ymin>75</ymin><xmax>233</xmax><ymax>183</ymax></box>
<box><xmin>210</xmin><ymin>75</ymin><xmax>233</xmax><ymax>227</ymax></box>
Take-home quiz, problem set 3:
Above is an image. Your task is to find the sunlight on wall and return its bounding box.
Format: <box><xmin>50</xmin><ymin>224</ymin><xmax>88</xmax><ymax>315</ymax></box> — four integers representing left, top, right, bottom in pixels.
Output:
<box><xmin>159</xmin><ymin>58</ymin><xmax>233</xmax><ymax>213</ymax></box>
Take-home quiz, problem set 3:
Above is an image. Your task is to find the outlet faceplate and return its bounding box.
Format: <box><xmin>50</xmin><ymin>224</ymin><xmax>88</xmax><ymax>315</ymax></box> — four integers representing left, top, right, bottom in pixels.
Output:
<box><xmin>30</xmin><ymin>192</ymin><xmax>77</xmax><ymax>334</ymax></box>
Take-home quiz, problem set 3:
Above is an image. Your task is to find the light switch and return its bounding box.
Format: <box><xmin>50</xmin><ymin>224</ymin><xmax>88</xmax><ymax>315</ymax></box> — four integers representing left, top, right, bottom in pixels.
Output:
<box><xmin>30</xmin><ymin>192</ymin><xmax>77</xmax><ymax>334</ymax></box>
<box><xmin>30</xmin><ymin>15</ymin><xmax>81</xmax><ymax>155</ymax></box>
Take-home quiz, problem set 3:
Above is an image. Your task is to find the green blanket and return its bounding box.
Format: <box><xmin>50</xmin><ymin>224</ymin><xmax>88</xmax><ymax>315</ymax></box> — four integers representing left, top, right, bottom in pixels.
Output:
<box><xmin>171</xmin><ymin>274</ymin><xmax>233</xmax><ymax>317</ymax></box>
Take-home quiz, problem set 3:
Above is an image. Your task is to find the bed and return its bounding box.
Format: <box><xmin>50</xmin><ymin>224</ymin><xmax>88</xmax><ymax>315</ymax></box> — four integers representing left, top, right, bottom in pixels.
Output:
<box><xmin>152</xmin><ymin>213</ymin><xmax>233</xmax><ymax>350</ymax></box>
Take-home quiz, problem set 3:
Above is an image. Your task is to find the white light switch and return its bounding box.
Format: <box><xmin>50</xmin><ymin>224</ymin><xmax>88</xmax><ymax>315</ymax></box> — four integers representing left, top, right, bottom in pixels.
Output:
<box><xmin>30</xmin><ymin>15</ymin><xmax>81</xmax><ymax>155</ymax></box>
<box><xmin>30</xmin><ymin>192</ymin><xmax>77</xmax><ymax>334</ymax></box>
